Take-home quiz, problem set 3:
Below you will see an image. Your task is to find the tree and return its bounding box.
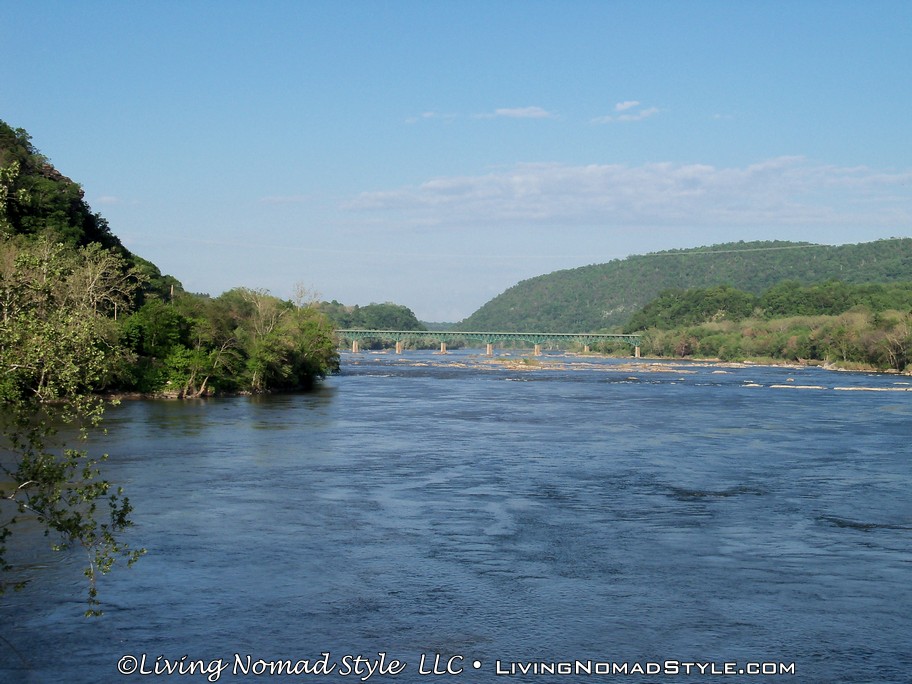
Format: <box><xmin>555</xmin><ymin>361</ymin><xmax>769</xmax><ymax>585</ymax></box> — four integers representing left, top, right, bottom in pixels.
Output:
<box><xmin>0</xmin><ymin>236</ymin><xmax>144</xmax><ymax>615</ymax></box>
<box><xmin>625</xmin><ymin>285</ymin><xmax>758</xmax><ymax>332</ymax></box>
<box><xmin>227</xmin><ymin>288</ymin><xmax>338</xmax><ymax>392</ymax></box>
<box><xmin>876</xmin><ymin>312</ymin><xmax>912</xmax><ymax>372</ymax></box>
<box><xmin>319</xmin><ymin>300</ymin><xmax>424</xmax><ymax>331</ymax></box>
<box><xmin>1</xmin><ymin>121</ymin><xmax>124</xmax><ymax>252</ymax></box>
<box><xmin>355</xmin><ymin>302</ymin><xmax>425</xmax><ymax>330</ymax></box>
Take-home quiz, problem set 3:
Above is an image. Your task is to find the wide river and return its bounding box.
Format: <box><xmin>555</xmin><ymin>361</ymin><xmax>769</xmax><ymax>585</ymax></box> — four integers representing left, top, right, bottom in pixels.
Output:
<box><xmin>1</xmin><ymin>351</ymin><xmax>910</xmax><ymax>683</ymax></box>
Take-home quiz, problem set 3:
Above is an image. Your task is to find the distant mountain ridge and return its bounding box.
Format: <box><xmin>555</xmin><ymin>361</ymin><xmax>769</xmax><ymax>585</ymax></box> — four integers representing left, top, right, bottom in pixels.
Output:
<box><xmin>455</xmin><ymin>239</ymin><xmax>912</xmax><ymax>332</ymax></box>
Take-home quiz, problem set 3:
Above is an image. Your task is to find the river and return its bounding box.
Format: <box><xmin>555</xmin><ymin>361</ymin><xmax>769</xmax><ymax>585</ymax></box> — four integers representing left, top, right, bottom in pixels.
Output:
<box><xmin>1</xmin><ymin>351</ymin><xmax>910</xmax><ymax>683</ymax></box>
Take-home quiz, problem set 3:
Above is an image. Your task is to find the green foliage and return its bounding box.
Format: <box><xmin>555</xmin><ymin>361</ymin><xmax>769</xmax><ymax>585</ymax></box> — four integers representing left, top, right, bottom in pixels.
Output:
<box><xmin>625</xmin><ymin>285</ymin><xmax>757</xmax><ymax>331</ymax></box>
<box><xmin>759</xmin><ymin>280</ymin><xmax>912</xmax><ymax>318</ymax></box>
<box><xmin>316</xmin><ymin>300</ymin><xmax>426</xmax><ymax>350</ymax></box>
<box><xmin>1</xmin><ymin>121</ymin><xmax>122</xmax><ymax>253</ymax></box>
<box><xmin>221</xmin><ymin>288</ymin><xmax>339</xmax><ymax>392</ymax></box>
<box><xmin>456</xmin><ymin>239</ymin><xmax>912</xmax><ymax>332</ymax></box>
<box><xmin>120</xmin><ymin>298</ymin><xmax>190</xmax><ymax>358</ymax></box>
<box><xmin>622</xmin><ymin>275</ymin><xmax>912</xmax><ymax>371</ymax></box>
<box><xmin>318</xmin><ymin>300</ymin><xmax>425</xmax><ymax>331</ymax></box>
<box><xmin>116</xmin><ymin>288</ymin><xmax>339</xmax><ymax>396</ymax></box>
<box><xmin>626</xmin><ymin>280</ymin><xmax>912</xmax><ymax>333</ymax></box>
<box><xmin>636</xmin><ymin>309</ymin><xmax>912</xmax><ymax>372</ymax></box>
<box><xmin>0</xmin><ymin>236</ymin><xmax>144</xmax><ymax>614</ymax></box>
<box><xmin>1</xmin><ymin>121</ymin><xmax>152</xmax><ymax>611</ymax></box>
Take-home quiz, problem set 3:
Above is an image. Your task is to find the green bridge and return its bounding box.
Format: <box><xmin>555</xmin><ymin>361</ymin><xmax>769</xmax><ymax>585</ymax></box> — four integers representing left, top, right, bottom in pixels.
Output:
<box><xmin>336</xmin><ymin>329</ymin><xmax>642</xmax><ymax>357</ymax></box>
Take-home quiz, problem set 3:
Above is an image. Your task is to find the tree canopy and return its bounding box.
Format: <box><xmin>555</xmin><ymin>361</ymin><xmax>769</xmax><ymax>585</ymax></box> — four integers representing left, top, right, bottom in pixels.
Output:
<box><xmin>1</xmin><ymin>122</ymin><xmax>124</xmax><ymax>252</ymax></box>
<box><xmin>118</xmin><ymin>288</ymin><xmax>339</xmax><ymax>397</ymax></box>
<box><xmin>318</xmin><ymin>300</ymin><xmax>425</xmax><ymax>331</ymax></box>
<box><xmin>625</xmin><ymin>280</ymin><xmax>912</xmax><ymax>332</ymax></box>
<box><xmin>620</xmin><ymin>280</ymin><xmax>912</xmax><ymax>372</ymax></box>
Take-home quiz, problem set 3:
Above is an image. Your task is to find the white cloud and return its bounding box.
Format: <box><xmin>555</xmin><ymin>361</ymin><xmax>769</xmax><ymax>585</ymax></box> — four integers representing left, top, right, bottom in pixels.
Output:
<box><xmin>405</xmin><ymin>111</ymin><xmax>457</xmax><ymax>124</ymax></box>
<box><xmin>476</xmin><ymin>106</ymin><xmax>556</xmax><ymax>119</ymax></box>
<box><xmin>95</xmin><ymin>195</ymin><xmax>120</xmax><ymax>205</ymax></box>
<box><xmin>346</xmin><ymin>157</ymin><xmax>912</xmax><ymax>231</ymax></box>
<box><xmin>617</xmin><ymin>106</ymin><xmax>659</xmax><ymax>122</ymax></box>
<box><xmin>593</xmin><ymin>101</ymin><xmax>660</xmax><ymax>124</ymax></box>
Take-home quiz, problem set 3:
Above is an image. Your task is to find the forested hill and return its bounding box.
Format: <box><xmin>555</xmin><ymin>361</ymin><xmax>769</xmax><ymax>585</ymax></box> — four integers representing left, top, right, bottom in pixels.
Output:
<box><xmin>0</xmin><ymin>121</ymin><xmax>178</xmax><ymax>298</ymax></box>
<box><xmin>0</xmin><ymin>122</ymin><xmax>122</xmax><ymax>250</ymax></box>
<box><xmin>455</xmin><ymin>239</ymin><xmax>912</xmax><ymax>332</ymax></box>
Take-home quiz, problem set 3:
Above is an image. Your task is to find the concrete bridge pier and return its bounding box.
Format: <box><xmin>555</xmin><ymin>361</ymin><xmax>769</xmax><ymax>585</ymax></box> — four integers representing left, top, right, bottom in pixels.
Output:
<box><xmin>337</xmin><ymin>329</ymin><xmax>642</xmax><ymax>357</ymax></box>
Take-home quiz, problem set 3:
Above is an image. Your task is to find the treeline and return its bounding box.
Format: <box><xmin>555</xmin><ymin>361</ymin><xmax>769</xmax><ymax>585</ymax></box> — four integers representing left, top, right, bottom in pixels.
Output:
<box><xmin>622</xmin><ymin>281</ymin><xmax>912</xmax><ymax>371</ymax></box>
<box><xmin>456</xmin><ymin>239</ymin><xmax>912</xmax><ymax>332</ymax></box>
<box><xmin>1</xmin><ymin>238</ymin><xmax>339</xmax><ymax>400</ymax></box>
<box><xmin>317</xmin><ymin>300</ymin><xmax>425</xmax><ymax>331</ymax></box>
<box><xmin>624</xmin><ymin>281</ymin><xmax>912</xmax><ymax>331</ymax></box>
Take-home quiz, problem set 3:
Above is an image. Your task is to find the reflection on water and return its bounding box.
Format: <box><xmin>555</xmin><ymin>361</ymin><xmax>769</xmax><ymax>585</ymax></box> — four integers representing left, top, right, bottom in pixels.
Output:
<box><xmin>1</xmin><ymin>351</ymin><xmax>910</xmax><ymax>682</ymax></box>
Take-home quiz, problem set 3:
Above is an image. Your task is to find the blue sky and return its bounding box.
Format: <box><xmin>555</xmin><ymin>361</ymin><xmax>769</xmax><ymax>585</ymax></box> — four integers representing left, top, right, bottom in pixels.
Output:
<box><xmin>3</xmin><ymin>1</ymin><xmax>911</xmax><ymax>322</ymax></box>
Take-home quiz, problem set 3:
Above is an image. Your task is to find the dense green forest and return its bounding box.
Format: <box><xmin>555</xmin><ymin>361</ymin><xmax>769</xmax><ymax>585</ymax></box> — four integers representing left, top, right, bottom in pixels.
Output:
<box><xmin>625</xmin><ymin>281</ymin><xmax>912</xmax><ymax>331</ymax></box>
<box><xmin>456</xmin><ymin>239</ymin><xmax>912</xmax><ymax>332</ymax></box>
<box><xmin>120</xmin><ymin>287</ymin><xmax>338</xmax><ymax>396</ymax></box>
<box><xmin>615</xmin><ymin>281</ymin><xmax>912</xmax><ymax>371</ymax></box>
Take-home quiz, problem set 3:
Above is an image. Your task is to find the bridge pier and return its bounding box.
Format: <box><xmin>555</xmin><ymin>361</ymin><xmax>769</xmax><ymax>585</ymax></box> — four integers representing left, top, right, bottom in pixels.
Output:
<box><xmin>338</xmin><ymin>330</ymin><xmax>641</xmax><ymax>356</ymax></box>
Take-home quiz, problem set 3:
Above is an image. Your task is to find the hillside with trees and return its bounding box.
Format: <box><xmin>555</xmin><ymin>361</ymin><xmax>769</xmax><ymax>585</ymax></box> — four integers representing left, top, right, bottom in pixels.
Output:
<box><xmin>0</xmin><ymin>123</ymin><xmax>180</xmax><ymax>302</ymax></box>
<box><xmin>624</xmin><ymin>281</ymin><xmax>912</xmax><ymax>332</ymax></box>
<box><xmin>455</xmin><ymin>239</ymin><xmax>912</xmax><ymax>332</ymax></box>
